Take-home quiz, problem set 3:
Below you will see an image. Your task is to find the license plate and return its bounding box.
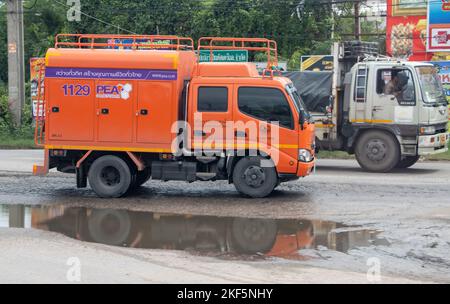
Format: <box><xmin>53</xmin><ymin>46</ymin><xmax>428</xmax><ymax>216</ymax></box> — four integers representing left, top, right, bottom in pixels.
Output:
<box><xmin>440</xmin><ymin>134</ymin><xmax>447</xmax><ymax>145</ymax></box>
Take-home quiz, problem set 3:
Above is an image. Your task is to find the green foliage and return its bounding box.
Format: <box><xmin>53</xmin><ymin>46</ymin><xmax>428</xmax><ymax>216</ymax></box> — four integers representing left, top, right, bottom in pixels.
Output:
<box><xmin>0</xmin><ymin>84</ymin><xmax>34</xmax><ymax>141</ymax></box>
<box><xmin>0</xmin><ymin>0</ymin><xmax>386</xmax><ymax>147</ymax></box>
<box><xmin>0</xmin><ymin>85</ymin><xmax>12</xmax><ymax>135</ymax></box>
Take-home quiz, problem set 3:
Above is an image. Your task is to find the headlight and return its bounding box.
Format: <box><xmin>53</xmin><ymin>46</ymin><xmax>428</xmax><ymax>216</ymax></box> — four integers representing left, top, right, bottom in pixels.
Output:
<box><xmin>299</xmin><ymin>149</ymin><xmax>312</xmax><ymax>162</ymax></box>
<box><xmin>420</xmin><ymin>126</ymin><xmax>436</xmax><ymax>135</ymax></box>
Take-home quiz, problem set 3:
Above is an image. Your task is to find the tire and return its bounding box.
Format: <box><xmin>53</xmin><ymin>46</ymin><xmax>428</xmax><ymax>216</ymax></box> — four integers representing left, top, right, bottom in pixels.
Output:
<box><xmin>231</xmin><ymin>218</ymin><xmax>278</xmax><ymax>254</ymax></box>
<box><xmin>232</xmin><ymin>156</ymin><xmax>278</xmax><ymax>198</ymax></box>
<box><xmin>87</xmin><ymin>209</ymin><xmax>131</xmax><ymax>246</ymax></box>
<box><xmin>355</xmin><ymin>131</ymin><xmax>400</xmax><ymax>173</ymax></box>
<box><xmin>396</xmin><ymin>156</ymin><xmax>420</xmax><ymax>169</ymax></box>
<box><xmin>88</xmin><ymin>155</ymin><xmax>132</xmax><ymax>198</ymax></box>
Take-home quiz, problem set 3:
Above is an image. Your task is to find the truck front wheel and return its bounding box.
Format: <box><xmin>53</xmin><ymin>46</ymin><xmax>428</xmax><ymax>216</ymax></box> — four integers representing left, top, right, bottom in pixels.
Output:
<box><xmin>88</xmin><ymin>155</ymin><xmax>132</xmax><ymax>198</ymax></box>
<box><xmin>355</xmin><ymin>131</ymin><xmax>400</xmax><ymax>173</ymax></box>
<box><xmin>396</xmin><ymin>156</ymin><xmax>420</xmax><ymax>169</ymax></box>
<box><xmin>232</xmin><ymin>156</ymin><xmax>278</xmax><ymax>198</ymax></box>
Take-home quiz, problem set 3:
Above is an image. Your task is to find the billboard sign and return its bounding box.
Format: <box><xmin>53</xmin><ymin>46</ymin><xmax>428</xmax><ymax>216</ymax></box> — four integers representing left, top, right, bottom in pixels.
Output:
<box><xmin>300</xmin><ymin>55</ymin><xmax>334</xmax><ymax>71</ymax></box>
<box><xmin>391</xmin><ymin>0</ymin><xmax>427</xmax><ymax>16</ymax></box>
<box><xmin>30</xmin><ymin>58</ymin><xmax>45</xmax><ymax>118</ymax></box>
<box><xmin>427</xmin><ymin>0</ymin><xmax>450</xmax><ymax>52</ymax></box>
<box><xmin>428</xmin><ymin>61</ymin><xmax>450</xmax><ymax>103</ymax></box>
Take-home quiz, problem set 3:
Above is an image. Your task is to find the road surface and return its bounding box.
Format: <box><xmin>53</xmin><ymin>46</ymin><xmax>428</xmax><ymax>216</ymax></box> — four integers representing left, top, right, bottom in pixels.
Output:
<box><xmin>0</xmin><ymin>150</ymin><xmax>449</xmax><ymax>283</ymax></box>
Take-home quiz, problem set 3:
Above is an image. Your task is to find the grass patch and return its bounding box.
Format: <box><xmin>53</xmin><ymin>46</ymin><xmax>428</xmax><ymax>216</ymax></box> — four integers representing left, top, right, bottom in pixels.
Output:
<box><xmin>0</xmin><ymin>136</ymin><xmax>37</xmax><ymax>149</ymax></box>
<box><xmin>317</xmin><ymin>150</ymin><xmax>355</xmax><ymax>160</ymax></box>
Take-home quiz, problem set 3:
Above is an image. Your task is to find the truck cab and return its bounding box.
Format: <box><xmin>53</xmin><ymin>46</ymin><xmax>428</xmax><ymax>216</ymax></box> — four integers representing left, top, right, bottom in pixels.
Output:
<box><xmin>189</xmin><ymin>62</ymin><xmax>314</xmax><ymax>178</ymax></box>
<box><xmin>348</xmin><ymin>61</ymin><xmax>448</xmax><ymax>165</ymax></box>
<box><xmin>297</xmin><ymin>41</ymin><xmax>449</xmax><ymax>172</ymax></box>
<box><xmin>33</xmin><ymin>35</ymin><xmax>315</xmax><ymax>198</ymax></box>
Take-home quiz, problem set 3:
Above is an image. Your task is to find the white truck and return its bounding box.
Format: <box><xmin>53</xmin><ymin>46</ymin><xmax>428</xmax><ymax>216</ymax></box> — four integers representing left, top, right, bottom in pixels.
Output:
<box><xmin>287</xmin><ymin>41</ymin><xmax>449</xmax><ymax>172</ymax></box>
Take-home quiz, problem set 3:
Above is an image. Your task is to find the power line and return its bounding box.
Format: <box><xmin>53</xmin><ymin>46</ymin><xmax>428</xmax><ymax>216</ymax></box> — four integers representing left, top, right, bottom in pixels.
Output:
<box><xmin>52</xmin><ymin>0</ymin><xmax>138</xmax><ymax>34</ymax></box>
<box><xmin>2</xmin><ymin>0</ymin><xmax>444</xmax><ymax>15</ymax></box>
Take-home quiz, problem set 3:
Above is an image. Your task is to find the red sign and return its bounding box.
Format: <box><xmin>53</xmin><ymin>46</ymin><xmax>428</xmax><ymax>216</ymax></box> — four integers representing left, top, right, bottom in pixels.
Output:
<box><xmin>386</xmin><ymin>0</ymin><xmax>433</xmax><ymax>61</ymax></box>
<box><xmin>443</xmin><ymin>0</ymin><xmax>450</xmax><ymax>11</ymax></box>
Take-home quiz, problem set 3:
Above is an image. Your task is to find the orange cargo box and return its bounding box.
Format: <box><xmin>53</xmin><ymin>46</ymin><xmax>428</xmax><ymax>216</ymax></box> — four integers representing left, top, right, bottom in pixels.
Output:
<box><xmin>44</xmin><ymin>48</ymin><xmax>196</xmax><ymax>152</ymax></box>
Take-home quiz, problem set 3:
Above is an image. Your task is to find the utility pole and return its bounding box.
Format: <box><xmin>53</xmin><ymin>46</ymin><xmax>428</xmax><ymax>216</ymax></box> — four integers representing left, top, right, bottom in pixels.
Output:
<box><xmin>9</xmin><ymin>205</ymin><xmax>25</xmax><ymax>228</ymax></box>
<box><xmin>354</xmin><ymin>0</ymin><xmax>361</xmax><ymax>41</ymax></box>
<box><xmin>7</xmin><ymin>0</ymin><xmax>25</xmax><ymax>127</ymax></box>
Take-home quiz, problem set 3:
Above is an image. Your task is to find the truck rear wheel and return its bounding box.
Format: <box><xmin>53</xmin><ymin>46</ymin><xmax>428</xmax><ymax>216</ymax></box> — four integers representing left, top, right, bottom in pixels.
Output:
<box><xmin>87</xmin><ymin>209</ymin><xmax>132</xmax><ymax>246</ymax></box>
<box><xmin>88</xmin><ymin>155</ymin><xmax>132</xmax><ymax>198</ymax></box>
<box><xmin>396</xmin><ymin>156</ymin><xmax>420</xmax><ymax>169</ymax></box>
<box><xmin>231</xmin><ymin>218</ymin><xmax>278</xmax><ymax>254</ymax></box>
<box><xmin>355</xmin><ymin>131</ymin><xmax>400</xmax><ymax>173</ymax></box>
<box><xmin>232</xmin><ymin>156</ymin><xmax>278</xmax><ymax>198</ymax></box>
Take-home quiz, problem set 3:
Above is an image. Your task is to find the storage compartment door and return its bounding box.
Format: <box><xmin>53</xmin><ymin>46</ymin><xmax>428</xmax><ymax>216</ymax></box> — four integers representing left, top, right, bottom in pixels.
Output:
<box><xmin>96</xmin><ymin>80</ymin><xmax>134</xmax><ymax>143</ymax></box>
<box><xmin>47</xmin><ymin>79</ymin><xmax>95</xmax><ymax>142</ymax></box>
<box><xmin>136</xmin><ymin>81</ymin><xmax>174</xmax><ymax>144</ymax></box>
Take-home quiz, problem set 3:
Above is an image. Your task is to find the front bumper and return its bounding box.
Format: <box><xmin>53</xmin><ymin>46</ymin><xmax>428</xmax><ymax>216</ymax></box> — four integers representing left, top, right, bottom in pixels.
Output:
<box><xmin>296</xmin><ymin>159</ymin><xmax>315</xmax><ymax>177</ymax></box>
<box><xmin>418</xmin><ymin>132</ymin><xmax>449</xmax><ymax>155</ymax></box>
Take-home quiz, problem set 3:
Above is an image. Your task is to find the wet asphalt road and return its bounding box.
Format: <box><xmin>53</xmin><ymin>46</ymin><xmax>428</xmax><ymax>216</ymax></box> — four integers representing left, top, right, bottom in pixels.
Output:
<box><xmin>1</xmin><ymin>150</ymin><xmax>450</xmax><ymax>282</ymax></box>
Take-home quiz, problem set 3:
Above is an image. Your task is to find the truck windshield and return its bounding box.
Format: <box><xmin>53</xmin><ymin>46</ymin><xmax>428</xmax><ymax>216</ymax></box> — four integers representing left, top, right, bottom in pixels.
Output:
<box><xmin>416</xmin><ymin>67</ymin><xmax>447</xmax><ymax>105</ymax></box>
<box><xmin>286</xmin><ymin>84</ymin><xmax>311</xmax><ymax>121</ymax></box>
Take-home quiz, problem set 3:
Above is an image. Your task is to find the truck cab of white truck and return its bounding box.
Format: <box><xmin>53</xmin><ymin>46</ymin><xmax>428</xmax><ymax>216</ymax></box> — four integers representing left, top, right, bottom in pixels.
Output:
<box><xmin>304</xmin><ymin>42</ymin><xmax>449</xmax><ymax>172</ymax></box>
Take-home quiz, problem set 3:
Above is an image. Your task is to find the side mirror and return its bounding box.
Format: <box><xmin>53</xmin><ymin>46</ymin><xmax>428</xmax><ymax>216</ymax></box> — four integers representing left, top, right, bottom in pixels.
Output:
<box><xmin>299</xmin><ymin>110</ymin><xmax>305</xmax><ymax>130</ymax></box>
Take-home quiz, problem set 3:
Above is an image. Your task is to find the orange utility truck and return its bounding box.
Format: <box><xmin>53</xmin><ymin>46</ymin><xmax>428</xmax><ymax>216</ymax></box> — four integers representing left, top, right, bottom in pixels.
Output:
<box><xmin>33</xmin><ymin>34</ymin><xmax>315</xmax><ymax>198</ymax></box>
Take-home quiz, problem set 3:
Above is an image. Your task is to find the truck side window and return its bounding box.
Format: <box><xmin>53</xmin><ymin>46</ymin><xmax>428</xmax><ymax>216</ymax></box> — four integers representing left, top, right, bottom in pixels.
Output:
<box><xmin>238</xmin><ymin>87</ymin><xmax>294</xmax><ymax>129</ymax></box>
<box><xmin>198</xmin><ymin>87</ymin><xmax>228</xmax><ymax>112</ymax></box>
<box><xmin>377</xmin><ymin>70</ymin><xmax>392</xmax><ymax>95</ymax></box>
<box><xmin>377</xmin><ymin>69</ymin><xmax>416</xmax><ymax>105</ymax></box>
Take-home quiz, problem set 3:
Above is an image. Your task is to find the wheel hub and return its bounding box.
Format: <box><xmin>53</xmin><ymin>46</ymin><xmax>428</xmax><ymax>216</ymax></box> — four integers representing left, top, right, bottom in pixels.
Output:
<box><xmin>366</xmin><ymin>139</ymin><xmax>387</xmax><ymax>162</ymax></box>
<box><xmin>100</xmin><ymin>166</ymin><xmax>121</xmax><ymax>186</ymax></box>
<box><xmin>243</xmin><ymin>166</ymin><xmax>266</xmax><ymax>188</ymax></box>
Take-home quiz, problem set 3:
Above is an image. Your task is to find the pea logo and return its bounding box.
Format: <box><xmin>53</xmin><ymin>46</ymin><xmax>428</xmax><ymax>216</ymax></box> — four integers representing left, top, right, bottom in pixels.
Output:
<box><xmin>117</xmin><ymin>84</ymin><xmax>132</xmax><ymax>100</ymax></box>
<box><xmin>96</xmin><ymin>83</ymin><xmax>133</xmax><ymax>100</ymax></box>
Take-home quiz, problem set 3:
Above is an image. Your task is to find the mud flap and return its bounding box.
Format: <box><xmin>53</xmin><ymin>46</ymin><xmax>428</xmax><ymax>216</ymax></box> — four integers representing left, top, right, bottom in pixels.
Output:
<box><xmin>76</xmin><ymin>166</ymin><xmax>87</xmax><ymax>188</ymax></box>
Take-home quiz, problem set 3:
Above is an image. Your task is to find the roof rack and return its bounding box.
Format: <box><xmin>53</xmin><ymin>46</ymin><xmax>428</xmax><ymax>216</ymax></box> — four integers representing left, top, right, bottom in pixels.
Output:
<box><xmin>198</xmin><ymin>37</ymin><xmax>278</xmax><ymax>69</ymax></box>
<box><xmin>362</xmin><ymin>55</ymin><xmax>398</xmax><ymax>62</ymax></box>
<box><xmin>54</xmin><ymin>34</ymin><xmax>194</xmax><ymax>51</ymax></box>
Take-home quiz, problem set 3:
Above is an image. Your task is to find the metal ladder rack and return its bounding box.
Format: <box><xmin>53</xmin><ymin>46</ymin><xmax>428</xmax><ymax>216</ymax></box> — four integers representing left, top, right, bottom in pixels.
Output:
<box><xmin>54</xmin><ymin>34</ymin><xmax>195</xmax><ymax>51</ymax></box>
<box><xmin>198</xmin><ymin>37</ymin><xmax>278</xmax><ymax>69</ymax></box>
<box><xmin>34</xmin><ymin>62</ymin><xmax>46</xmax><ymax>147</ymax></box>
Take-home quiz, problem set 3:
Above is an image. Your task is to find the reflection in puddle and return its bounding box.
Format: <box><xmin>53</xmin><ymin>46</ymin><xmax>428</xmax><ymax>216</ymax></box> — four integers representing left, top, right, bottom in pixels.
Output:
<box><xmin>0</xmin><ymin>204</ymin><xmax>388</xmax><ymax>259</ymax></box>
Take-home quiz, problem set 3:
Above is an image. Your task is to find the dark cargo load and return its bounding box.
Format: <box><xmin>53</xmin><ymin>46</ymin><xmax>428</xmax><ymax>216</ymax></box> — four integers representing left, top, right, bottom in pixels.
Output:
<box><xmin>283</xmin><ymin>71</ymin><xmax>333</xmax><ymax>113</ymax></box>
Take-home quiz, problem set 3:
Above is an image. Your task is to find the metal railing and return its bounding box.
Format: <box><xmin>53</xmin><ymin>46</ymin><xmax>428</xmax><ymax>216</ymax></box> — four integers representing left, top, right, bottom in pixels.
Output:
<box><xmin>198</xmin><ymin>37</ymin><xmax>278</xmax><ymax>69</ymax></box>
<box><xmin>34</xmin><ymin>62</ymin><xmax>46</xmax><ymax>147</ymax></box>
<box><xmin>55</xmin><ymin>34</ymin><xmax>195</xmax><ymax>51</ymax></box>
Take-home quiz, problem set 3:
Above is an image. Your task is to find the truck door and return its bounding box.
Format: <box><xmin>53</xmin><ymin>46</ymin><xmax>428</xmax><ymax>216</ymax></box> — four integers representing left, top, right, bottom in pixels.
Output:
<box><xmin>370</xmin><ymin>68</ymin><xmax>416</xmax><ymax>125</ymax></box>
<box><xmin>136</xmin><ymin>81</ymin><xmax>174</xmax><ymax>144</ymax></box>
<box><xmin>233</xmin><ymin>86</ymin><xmax>299</xmax><ymax>174</ymax></box>
<box><xmin>96</xmin><ymin>80</ymin><xmax>134</xmax><ymax>143</ymax></box>
<box><xmin>190</xmin><ymin>84</ymin><xmax>233</xmax><ymax>151</ymax></box>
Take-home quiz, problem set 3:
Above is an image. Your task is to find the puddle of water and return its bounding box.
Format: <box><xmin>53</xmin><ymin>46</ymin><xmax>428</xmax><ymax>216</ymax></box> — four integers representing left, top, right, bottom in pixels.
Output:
<box><xmin>0</xmin><ymin>204</ymin><xmax>388</xmax><ymax>259</ymax></box>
